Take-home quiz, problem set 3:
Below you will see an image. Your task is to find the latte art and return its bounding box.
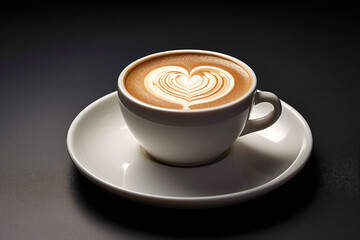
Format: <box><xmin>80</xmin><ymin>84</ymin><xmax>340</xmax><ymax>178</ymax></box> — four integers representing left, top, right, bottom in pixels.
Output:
<box><xmin>124</xmin><ymin>53</ymin><xmax>252</xmax><ymax>109</ymax></box>
<box><xmin>145</xmin><ymin>66</ymin><xmax>235</xmax><ymax>109</ymax></box>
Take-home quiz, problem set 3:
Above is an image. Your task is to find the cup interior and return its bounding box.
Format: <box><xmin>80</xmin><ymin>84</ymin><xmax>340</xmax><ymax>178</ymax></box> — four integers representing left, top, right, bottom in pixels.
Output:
<box><xmin>118</xmin><ymin>49</ymin><xmax>257</xmax><ymax>113</ymax></box>
<box><xmin>117</xmin><ymin>50</ymin><xmax>257</xmax><ymax>126</ymax></box>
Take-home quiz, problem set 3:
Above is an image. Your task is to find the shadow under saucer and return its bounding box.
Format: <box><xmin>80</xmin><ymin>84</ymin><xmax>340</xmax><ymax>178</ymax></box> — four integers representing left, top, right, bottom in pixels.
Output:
<box><xmin>70</xmin><ymin>151</ymin><xmax>319</xmax><ymax>238</ymax></box>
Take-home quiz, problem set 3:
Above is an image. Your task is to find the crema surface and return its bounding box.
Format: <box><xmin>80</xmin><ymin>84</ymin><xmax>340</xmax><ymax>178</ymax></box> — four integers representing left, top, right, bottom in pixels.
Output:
<box><xmin>125</xmin><ymin>53</ymin><xmax>252</xmax><ymax>110</ymax></box>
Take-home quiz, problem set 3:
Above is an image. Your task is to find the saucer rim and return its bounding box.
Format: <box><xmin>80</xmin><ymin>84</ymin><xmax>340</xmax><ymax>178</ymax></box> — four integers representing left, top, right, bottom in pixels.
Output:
<box><xmin>67</xmin><ymin>92</ymin><xmax>313</xmax><ymax>208</ymax></box>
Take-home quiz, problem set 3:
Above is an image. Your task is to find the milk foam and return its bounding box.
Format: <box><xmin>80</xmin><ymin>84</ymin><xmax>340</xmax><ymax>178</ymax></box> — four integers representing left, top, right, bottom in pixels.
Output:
<box><xmin>144</xmin><ymin>66</ymin><xmax>235</xmax><ymax>109</ymax></box>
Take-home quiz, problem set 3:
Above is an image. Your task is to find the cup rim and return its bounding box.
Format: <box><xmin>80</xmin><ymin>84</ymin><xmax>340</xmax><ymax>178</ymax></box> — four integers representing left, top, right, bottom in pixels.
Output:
<box><xmin>117</xmin><ymin>49</ymin><xmax>257</xmax><ymax>114</ymax></box>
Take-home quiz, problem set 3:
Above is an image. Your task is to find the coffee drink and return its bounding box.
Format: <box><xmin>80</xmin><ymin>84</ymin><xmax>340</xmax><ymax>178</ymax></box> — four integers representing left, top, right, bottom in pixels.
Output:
<box><xmin>124</xmin><ymin>52</ymin><xmax>253</xmax><ymax>110</ymax></box>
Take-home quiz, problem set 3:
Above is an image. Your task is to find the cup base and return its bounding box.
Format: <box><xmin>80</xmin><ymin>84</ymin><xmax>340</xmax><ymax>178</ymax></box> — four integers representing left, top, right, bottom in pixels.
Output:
<box><xmin>139</xmin><ymin>145</ymin><xmax>231</xmax><ymax>168</ymax></box>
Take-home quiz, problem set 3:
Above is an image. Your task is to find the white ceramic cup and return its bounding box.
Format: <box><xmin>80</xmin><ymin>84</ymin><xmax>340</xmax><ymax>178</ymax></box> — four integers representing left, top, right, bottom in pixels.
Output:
<box><xmin>117</xmin><ymin>50</ymin><xmax>282</xmax><ymax>167</ymax></box>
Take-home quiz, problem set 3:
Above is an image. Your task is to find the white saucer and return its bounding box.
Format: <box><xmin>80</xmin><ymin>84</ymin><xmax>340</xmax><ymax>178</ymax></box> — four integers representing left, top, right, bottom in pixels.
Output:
<box><xmin>67</xmin><ymin>92</ymin><xmax>312</xmax><ymax>208</ymax></box>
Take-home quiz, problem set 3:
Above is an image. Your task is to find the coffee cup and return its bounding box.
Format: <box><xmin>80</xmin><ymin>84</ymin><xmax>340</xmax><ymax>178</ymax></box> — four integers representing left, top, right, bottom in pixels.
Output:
<box><xmin>117</xmin><ymin>50</ymin><xmax>282</xmax><ymax>167</ymax></box>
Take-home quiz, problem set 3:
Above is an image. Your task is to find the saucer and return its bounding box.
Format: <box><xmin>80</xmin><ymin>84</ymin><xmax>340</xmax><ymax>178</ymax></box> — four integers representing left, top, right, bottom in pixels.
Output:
<box><xmin>67</xmin><ymin>92</ymin><xmax>312</xmax><ymax>208</ymax></box>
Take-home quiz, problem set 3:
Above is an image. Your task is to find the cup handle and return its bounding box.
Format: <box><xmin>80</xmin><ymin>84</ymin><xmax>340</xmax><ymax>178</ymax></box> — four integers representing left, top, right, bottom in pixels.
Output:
<box><xmin>240</xmin><ymin>90</ymin><xmax>282</xmax><ymax>136</ymax></box>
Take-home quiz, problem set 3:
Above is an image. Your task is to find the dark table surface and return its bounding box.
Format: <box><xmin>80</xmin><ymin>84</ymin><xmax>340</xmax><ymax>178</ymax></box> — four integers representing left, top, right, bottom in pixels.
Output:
<box><xmin>1</xmin><ymin>2</ymin><xmax>359</xmax><ymax>239</ymax></box>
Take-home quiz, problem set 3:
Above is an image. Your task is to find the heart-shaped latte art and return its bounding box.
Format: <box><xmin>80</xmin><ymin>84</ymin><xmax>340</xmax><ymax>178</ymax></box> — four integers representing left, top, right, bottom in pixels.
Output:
<box><xmin>144</xmin><ymin>66</ymin><xmax>235</xmax><ymax>109</ymax></box>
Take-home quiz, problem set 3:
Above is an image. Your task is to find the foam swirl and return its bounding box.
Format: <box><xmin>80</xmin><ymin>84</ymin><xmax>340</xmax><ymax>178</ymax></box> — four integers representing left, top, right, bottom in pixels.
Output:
<box><xmin>144</xmin><ymin>66</ymin><xmax>235</xmax><ymax>109</ymax></box>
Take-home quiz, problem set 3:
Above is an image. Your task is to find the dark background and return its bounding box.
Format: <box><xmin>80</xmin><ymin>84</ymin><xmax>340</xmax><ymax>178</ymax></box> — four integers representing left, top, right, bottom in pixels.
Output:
<box><xmin>1</xmin><ymin>1</ymin><xmax>359</xmax><ymax>239</ymax></box>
